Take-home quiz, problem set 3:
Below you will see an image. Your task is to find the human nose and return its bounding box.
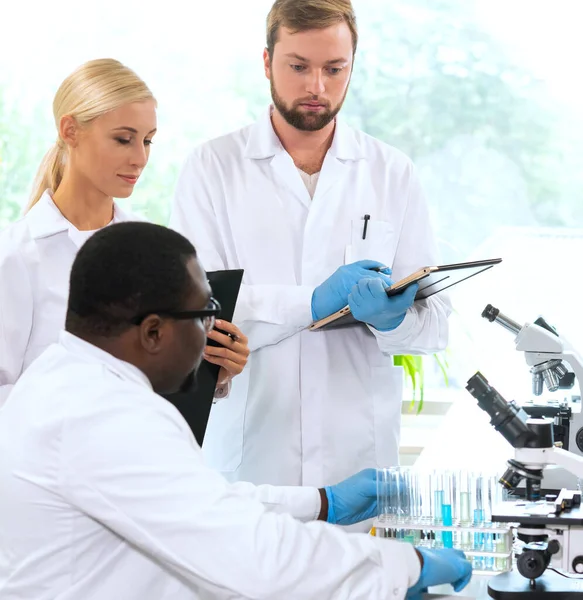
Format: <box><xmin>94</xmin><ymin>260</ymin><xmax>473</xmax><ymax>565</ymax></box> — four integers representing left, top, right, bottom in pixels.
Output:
<box><xmin>305</xmin><ymin>69</ymin><xmax>325</xmax><ymax>96</ymax></box>
<box><xmin>130</xmin><ymin>143</ymin><xmax>149</xmax><ymax>169</ymax></box>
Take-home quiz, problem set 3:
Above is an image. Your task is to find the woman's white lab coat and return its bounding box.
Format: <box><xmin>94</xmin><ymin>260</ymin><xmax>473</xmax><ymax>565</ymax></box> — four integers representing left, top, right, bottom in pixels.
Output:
<box><xmin>171</xmin><ymin>108</ymin><xmax>451</xmax><ymax>488</ymax></box>
<box><xmin>0</xmin><ymin>190</ymin><xmax>136</xmax><ymax>405</ymax></box>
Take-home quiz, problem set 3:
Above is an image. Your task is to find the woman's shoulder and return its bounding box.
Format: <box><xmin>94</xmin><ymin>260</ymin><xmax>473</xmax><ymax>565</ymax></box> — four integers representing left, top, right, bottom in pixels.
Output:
<box><xmin>0</xmin><ymin>216</ymin><xmax>34</xmax><ymax>273</ymax></box>
<box><xmin>0</xmin><ymin>211</ymin><xmax>33</xmax><ymax>250</ymax></box>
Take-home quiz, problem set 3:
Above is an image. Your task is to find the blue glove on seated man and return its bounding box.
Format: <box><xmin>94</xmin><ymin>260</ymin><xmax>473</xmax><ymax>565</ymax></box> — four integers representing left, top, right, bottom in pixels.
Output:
<box><xmin>311</xmin><ymin>260</ymin><xmax>392</xmax><ymax>321</ymax></box>
<box><xmin>407</xmin><ymin>547</ymin><xmax>472</xmax><ymax>600</ymax></box>
<box><xmin>349</xmin><ymin>278</ymin><xmax>418</xmax><ymax>331</ymax></box>
<box><xmin>323</xmin><ymin>469</ymin><xmax>377</xmax><ymax>526</ymax></box>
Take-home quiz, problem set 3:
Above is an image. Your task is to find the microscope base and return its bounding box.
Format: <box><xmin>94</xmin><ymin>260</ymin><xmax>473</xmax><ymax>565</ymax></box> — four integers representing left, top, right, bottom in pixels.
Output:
<box><xmin>488</xmin><ymin>570</ymin><xmax>583</xmax><ymax>599</ymax></box>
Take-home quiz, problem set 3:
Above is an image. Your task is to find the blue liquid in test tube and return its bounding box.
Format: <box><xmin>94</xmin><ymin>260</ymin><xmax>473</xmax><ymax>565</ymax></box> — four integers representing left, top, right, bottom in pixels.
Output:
<box><xmin>442</xmin><ymin>503</ymin><xmax>453</xmax><ymax>548</ymax></box>
<box><xmin>473</xmin><ymin>508</ymin><xmax>485</xmax><ymax>570</ymax></box>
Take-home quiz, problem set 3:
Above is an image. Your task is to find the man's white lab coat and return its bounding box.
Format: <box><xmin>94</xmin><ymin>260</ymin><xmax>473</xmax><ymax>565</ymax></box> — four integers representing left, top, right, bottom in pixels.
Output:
<box><xmin>0</xmin><ymin>332</ymin><xmax>420</xmax><ymax>599</ymax></box>
<box><xmin>171</xmin><ymin>108</ymin><xmax>450</xmax><ymax>487</ymax></box>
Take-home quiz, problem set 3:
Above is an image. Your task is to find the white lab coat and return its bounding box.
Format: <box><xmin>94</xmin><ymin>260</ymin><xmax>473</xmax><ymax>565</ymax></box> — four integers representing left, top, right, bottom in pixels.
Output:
<box><xmin>171</xmin><ymin>108</ymin><xmax>451</xmax><ymax>488</ymax></box>
<box><xmin>0</xmin><ymin>332</ymin><xmax>421</xmax><ymax>600</ymax></box>
<box><xmin>0</xmin><ymin>190</ymin><xmax>137</xmax><ymax>406</ymax></box>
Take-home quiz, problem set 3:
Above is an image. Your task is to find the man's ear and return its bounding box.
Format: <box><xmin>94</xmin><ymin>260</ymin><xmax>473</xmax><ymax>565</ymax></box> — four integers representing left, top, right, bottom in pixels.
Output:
<box><xmin>139</xmin><ymin>315</ymin><xmax>166</xmax><ymax>355</ymax></box>
<box><xmin>263</xmin><ymin>48</ymin><xmax>271</xmax><ymax>80</ymax></box>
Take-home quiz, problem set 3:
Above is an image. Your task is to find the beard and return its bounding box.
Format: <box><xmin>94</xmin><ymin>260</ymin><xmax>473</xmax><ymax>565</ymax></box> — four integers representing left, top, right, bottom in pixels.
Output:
<box><xmin>270</xmin><ymin>76</ymin><xmax>347</xmax><ymax>132</ymax></box>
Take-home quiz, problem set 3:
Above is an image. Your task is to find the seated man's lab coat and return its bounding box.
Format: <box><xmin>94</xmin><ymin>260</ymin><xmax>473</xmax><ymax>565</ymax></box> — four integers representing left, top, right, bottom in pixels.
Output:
<box><xmin>0</xmin><ymin>331</ymin><xmax>420</xmax><ymax>600</ymax></box>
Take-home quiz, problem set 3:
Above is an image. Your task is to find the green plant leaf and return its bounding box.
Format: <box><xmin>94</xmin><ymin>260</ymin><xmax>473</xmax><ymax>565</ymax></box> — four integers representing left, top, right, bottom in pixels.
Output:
<box><xmin>394</xmin><ymin>351</ymin><xmax>448</xmax><ymax>414</ymax></box>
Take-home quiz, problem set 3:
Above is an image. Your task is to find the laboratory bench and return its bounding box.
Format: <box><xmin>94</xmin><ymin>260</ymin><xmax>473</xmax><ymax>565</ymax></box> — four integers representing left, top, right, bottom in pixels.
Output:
<box><xmin>428</xmin><ymin>575</ymin><xmax>493</xmax><ymax>600</ymax></box>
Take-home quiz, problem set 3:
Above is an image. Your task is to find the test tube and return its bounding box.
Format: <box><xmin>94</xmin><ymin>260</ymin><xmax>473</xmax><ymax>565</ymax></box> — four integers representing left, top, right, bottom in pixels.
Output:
<box><xmin>397</xmin><ymin>468</ymin><xmax>410</xmax><ymax>525</ymax></box>
<box><xmin>417</xmin><ymin>469</ymin><xmax>434</xmax><ymax>546</ymax></box>
<box><xmin>402</xmin><ymin>469</ymin><xmax>417</xmax><ymax>543</ymax></box>
<box><xmin>432</xmin><ymin>471</ymin><xmax>444</xmax><ymax>548</ymax></box>
<box><xmin>484</xmin><ymin>474</ymin><xmax>498</xmax><ymax>570</ymax></box>
<box><xmin>376</xmin><ymin>467</ymin><xmax>391</xmax><ymax>522</ymax></box>
<box><xmin>375</xmin><ymin>467</ymin><xmax>399</xmax><ymax>538</ymax></box>
<box><xmin>495</xmin><ymin>532</ymin><xmax>510</xmax><ymax>571</ymax></box>
<box><xmin>441</xmin><ymin>471</ymin><xmax>455</xmax><ymax>548</ymax></box>
<box><xmin>492</xmin><ymin>472</ymin><xmax>509</xmax><ymax>572</ymax></box>
<box><xmin>458</xmin><ymin>471</ymin><xmax>472</xmax><ymax>550</ymax></box>
<box><xmin>418</xmin><ymin>469</ymin><xmax>433</xmax><ymax>523</ymax></box>
<box><xmin>472</xmin><ymin>473</ymin><xmax>486</xmax><ymax>570</ymax></box>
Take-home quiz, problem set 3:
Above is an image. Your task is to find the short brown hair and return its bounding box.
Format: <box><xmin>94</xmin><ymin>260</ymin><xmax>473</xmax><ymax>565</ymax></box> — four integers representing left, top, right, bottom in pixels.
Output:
<box><xmin>266</xmin><ymin>0</ymin><xmax>358</xmax><ymax>59</ymax></box>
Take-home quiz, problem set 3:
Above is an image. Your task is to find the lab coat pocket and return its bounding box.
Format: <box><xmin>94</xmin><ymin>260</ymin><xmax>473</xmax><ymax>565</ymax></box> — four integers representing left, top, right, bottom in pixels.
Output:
<box><xmin>202</xmin><ymin>365</ymin><xmax>250</xmax><ymax>472</ymax></box>
<box><xmin>345</xmin><ymin>219</ymin><xmax>396</xmax><ymax>266</ymax></box>
<box><xmin>371</xmin><ymin>365</ymin><xmax>403</xmax><ymax>467</ymax></box>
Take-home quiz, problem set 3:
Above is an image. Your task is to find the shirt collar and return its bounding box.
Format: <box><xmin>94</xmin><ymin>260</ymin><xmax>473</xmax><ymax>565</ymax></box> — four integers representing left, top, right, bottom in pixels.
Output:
<box><xmin>26</xmin><ymin>190</ymin><xmax>134</xmax><ymax>241</ymax></box>
<box><xmin>58</xmin><ymin>330</ymin><xmax>153</xmax><ymax>391</ymax></box>
<box><xmin>243</xmin><ymin>105</ymin><xmax>365</xmax><ymax>161</ymax></box>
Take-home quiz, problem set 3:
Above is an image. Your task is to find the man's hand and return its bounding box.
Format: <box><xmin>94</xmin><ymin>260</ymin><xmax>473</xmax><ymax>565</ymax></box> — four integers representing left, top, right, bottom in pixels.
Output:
<box><xmin>349</xmin><ymin>278</ymin><xmax>418</xmax><ymax>331</ymax></box>
<box><xmin>407</xmin><ymin>547</ymin><xmax>472</xmax><ymax>599</ymax></box>
<box><xmin>311</xmin><ymin>260</ymin><xmax>392</xmax><ymax>321</ymax></box>
<box><xmin>321</xmin><ymin>469</ymin><xmax>377</xmax><ymax>526</ymax></box>
<box><xmin>204</xmin><ymin>320</ymin><xmax>250</xmax><ymax>388</ymax></box>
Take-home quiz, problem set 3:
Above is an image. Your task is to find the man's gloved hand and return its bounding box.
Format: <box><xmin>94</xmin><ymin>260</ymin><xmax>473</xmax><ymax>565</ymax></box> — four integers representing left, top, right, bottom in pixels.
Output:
<box><xmin>311</xmin><ymin>261</ymin><xmax>392</xmax><ymax>321</ymax></box>
<box><xmin>407</xmin><ymin>547</ymin><xmax>472</xmax><ymax>600</ymax></box>
<box><xmin>348</xmin><ymin>278</ymin><xmax>418</xmax><ymax>331</ymax></box>
<box><xmin>323</xmin><ymin>468</ymin><xmax>377</xmax><ymax>526</ymax></box>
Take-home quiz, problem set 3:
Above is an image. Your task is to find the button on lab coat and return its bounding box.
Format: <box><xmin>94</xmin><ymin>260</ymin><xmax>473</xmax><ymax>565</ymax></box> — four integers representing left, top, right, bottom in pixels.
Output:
<box><xmin>0</xmin><ymin>332</ymin><xmax>421</xmax><ymax>599</ymax></box>
<box><xmin>171</xmin><ymin>108</ymin><xmax>451</xmax><ymax>488</ymax></box>
<box><xmin>0</xmin><ymin>190</ymin><xmax>137</xmax><ymax>406</ymax></box>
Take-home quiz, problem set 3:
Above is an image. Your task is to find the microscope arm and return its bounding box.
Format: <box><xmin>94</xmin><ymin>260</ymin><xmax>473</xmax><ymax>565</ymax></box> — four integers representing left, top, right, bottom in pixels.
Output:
<box><xmin>515</xmin><ymin>446</ymin><xmax>583</xmax><ymax>480</ymax></box>
<box><xmin>549</xmin><ymin>447</ymin><xmax>583</xmax><ymax>480</ymax></box>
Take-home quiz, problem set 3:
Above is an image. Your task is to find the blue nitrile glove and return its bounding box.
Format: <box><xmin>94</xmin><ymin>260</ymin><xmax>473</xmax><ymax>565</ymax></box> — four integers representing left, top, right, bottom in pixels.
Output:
<box><xmin>324</xmin><ymin>468</ymin><xmax>377</xmax><ymax>526</ymax></box>
<box><xmin>348</xmin><ymin>278</ymin><xmax>419</xmax><ymax>331</ymax></box>
<box><xmin>311</xmin><ymin>260</ymin><xmax>393</xmax><ymax>321</ymax></box>
<box><xmin>406</xmin><ymin>547</ymin><xmax>472</xmax><ymax>600</ymax></box>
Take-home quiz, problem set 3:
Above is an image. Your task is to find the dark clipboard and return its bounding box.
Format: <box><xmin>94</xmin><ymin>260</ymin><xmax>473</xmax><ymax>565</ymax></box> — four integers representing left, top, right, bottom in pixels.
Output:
<box><xmin>162</xmin><ymin>269</ymin><xmax>244</xmax><ymax>445</ymax></box>
<box><xmin>309</xmin><ymin>258</ymin><xmax>502</xmax><ymax>331</ymax></box>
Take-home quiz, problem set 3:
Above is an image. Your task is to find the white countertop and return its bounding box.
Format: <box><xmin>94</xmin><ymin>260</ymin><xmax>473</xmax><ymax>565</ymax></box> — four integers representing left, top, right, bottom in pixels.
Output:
<box><xmin>426</xmin><ymin>575</ymin><xmax>493</xmax><ymax>600</ymax></box>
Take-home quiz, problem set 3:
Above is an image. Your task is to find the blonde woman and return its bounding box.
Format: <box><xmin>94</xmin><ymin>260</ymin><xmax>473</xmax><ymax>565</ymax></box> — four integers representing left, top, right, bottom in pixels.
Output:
<box><xmin>0</xmin><ymin>59</ymin><xmax>248</xmax><ymax>406</ymax></box>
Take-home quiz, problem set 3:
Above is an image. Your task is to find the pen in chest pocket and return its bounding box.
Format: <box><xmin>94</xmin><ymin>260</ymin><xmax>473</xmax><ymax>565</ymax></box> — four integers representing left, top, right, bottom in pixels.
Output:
<box><xmin>362</xmin><ymin>214</ymin><xmax>370</xmax><ymax>240</ymax></box>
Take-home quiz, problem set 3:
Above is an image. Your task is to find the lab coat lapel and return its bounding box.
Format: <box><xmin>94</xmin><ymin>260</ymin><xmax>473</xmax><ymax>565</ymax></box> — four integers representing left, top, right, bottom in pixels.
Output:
<box><xmin>313</xmin><ymin>118</ymin><xmax>365</xmax><ymax>204</ymax></box>
<box><xmin>244</xmin><ymin>109</ymin><xmax>311</xmax><ymax>209</ymax></box>
<box><xmin>313</xmin><ymin>154</ymin><xmax>349</xmax><ymax>204</ymax></box>
<box><xmin>243</xmin><ymin>111</ymin><xmax>304</xmax><ymax>282</ymax></box>
<box><xmin>270</xmin><ymin>152</ymin><xmax>311</xmax><ymax>208</ymax></box>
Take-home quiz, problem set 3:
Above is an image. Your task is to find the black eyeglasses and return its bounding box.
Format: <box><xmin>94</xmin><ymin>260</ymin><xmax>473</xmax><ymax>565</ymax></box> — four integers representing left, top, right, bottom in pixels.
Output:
<box><xmin>131</xmin><ymin>297</ymin><xmax>221</xmax><ymax>333</ymax></box>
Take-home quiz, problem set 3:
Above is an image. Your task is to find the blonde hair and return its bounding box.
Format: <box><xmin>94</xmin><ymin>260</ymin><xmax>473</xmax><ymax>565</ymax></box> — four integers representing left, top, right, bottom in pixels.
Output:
<box><xmin>27</xmin><ymin>58</ymin><xmax>155</xmax><ymax>211</ymax></box>
<box><xmin>266</xmin><ymin>0</ymin><xmax>358</xmax><ymax>60</ymax></box>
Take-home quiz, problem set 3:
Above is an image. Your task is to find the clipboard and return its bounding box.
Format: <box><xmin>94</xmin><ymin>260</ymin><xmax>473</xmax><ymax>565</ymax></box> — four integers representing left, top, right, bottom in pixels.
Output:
<box><xmin>162</xmin><ymin>269</ymin><xmax>244</xmax><ymax>445</ymax></box>
<box><xmin>309</xmin><ymin>258</ymin><xmax>502</xmax><ymax>331</ymax></box>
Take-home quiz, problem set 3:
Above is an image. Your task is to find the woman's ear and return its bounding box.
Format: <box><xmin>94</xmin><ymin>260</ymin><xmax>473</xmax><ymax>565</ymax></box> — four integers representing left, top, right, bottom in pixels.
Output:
<box><xmin>59</xmin><ymin>114</ymin><xmax>80</xmax><ymax>148</ymax></box>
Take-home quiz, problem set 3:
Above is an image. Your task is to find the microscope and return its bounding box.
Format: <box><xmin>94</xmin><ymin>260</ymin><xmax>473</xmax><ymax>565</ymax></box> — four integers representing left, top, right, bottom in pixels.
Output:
<box><xmin>466</xmin><ymin>371</ymin><xmax>583</xmax><ymax>598</ymax></box>
<box><xmin>481</xmin><ymin>304</ymin><xmax>583</xmax><ymax>490</ymax></box>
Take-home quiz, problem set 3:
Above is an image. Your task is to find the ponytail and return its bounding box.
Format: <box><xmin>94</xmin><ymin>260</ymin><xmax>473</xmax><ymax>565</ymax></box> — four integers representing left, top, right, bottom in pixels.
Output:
<box><xmin>26</xmin><ymin>141</ymin><xmax>66</xmax><ymax>212</ymax></box>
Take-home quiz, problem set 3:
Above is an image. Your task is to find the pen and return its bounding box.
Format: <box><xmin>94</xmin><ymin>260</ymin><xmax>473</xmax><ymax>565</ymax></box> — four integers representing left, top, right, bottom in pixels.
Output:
<box><xmin>362</xmin><ymin>214</ymin><xmax>370</xmax><ymax>240</ymax></box>
<box><xmin>371</xmin><ymin>266</ymin><xmax>391</xmax><ymax>274</ymax></box>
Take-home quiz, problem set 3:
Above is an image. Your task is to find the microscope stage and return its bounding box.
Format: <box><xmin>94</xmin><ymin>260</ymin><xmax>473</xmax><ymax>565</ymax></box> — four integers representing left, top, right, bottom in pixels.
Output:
<box><xmin>493</xmin><ymin>501</ymin><xmax>583</xmax><ymax>526</ymax></box>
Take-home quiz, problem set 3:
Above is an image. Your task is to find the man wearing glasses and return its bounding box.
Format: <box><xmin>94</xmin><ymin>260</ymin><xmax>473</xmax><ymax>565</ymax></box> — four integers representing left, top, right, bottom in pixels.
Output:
<box><xmin>0</xmin><ymin>222</ymin><xmax>471</xmax><ymax>599</ymax></box>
